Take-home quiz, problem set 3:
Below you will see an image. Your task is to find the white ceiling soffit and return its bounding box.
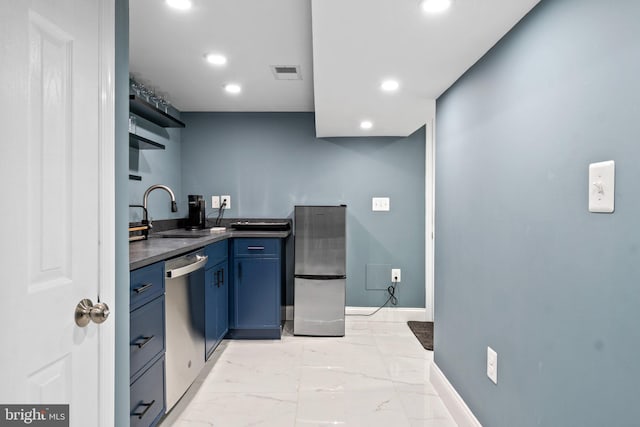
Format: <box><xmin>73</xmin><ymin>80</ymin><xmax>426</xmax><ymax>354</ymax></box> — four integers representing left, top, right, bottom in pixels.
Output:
<box><xmin>129</xmin><ymin>0</ymin><xmax>540</xmax><ymax>136</ymax></box>
<box><xmin>129</xmin><ymin>0</ymin><xmax>314</xmax><ymax>112</ymax></box>
<box><xmin>311</xmin><ymin>0</ymin><xmax>541</xmax><ymax>137</ymax></box>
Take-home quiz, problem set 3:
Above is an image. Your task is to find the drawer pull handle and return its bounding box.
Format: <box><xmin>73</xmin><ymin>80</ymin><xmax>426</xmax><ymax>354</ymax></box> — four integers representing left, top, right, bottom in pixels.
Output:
<box><xmin>133</xmin><ymin>335</ymin><xmax>155</xmax><ymax>349</ymax></box>
<box><xmin>133</xmin><ymin>283</ymin><xmax>153</xmax><ymax>294</ymax></box>
<box><xmin>132</xmin><ymin>399</ymin><xmax>155</xmax><ymax>419</ymax></box>
<box><xmin>247</xmin><ymin>246</ymin><xmax>264</xmax><ymax>250</ymax></box>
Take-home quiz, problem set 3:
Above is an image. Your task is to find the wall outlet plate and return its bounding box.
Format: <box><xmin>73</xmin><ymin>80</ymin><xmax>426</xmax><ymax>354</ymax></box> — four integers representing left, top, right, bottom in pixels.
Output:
<box><xmin>487</xmin><ymin>346</ymin><xmax>498</xmax><ymax>384</ymax></box>
<box><xmin>221</xmin><ymin>195</ymin><xmax>231</xmax><ymax>209</ymax></box>
<box><xmin>211</xmin><ymin>196</ymin><xmax>220</xmax><ymax>209</ymax></box>
<box><xmin>391</xmin><ymin>268</ymin><xmax>401</xmax><ymax>283</ymax></box>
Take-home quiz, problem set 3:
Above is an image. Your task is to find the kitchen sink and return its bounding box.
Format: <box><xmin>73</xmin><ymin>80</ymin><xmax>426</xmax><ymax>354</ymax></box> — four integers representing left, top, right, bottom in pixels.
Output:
<box><xmin>156</xmin><ymin>227</ymin><xmax>226</xmax><ymax>238</ymax></box>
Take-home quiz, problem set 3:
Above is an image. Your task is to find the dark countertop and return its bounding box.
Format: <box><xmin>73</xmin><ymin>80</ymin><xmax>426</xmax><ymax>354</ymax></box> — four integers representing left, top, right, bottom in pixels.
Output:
<box><xmin>129</xmin><ymin>228</ymin><xmax>291</xmax><ymax>271</ymax></box>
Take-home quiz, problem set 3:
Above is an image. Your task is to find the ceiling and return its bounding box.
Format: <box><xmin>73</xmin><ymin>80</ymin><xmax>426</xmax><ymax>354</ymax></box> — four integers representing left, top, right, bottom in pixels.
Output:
<box><xmin>129</xmin><ymin>0</ymin><xmax>540</xmax><ymax>137</ymax></box>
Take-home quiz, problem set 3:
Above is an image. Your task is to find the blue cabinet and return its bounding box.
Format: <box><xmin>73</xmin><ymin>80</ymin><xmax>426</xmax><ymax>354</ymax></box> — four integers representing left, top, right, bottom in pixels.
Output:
<box><xmin>130</xmin><ymin>261</ymin><xmax>164</xmax><ymax>311</ymax></box>
<box><xmin>130</xmin><ymin>356</ymin><xmax>165</xmax><ymax>427</ymax></box>
<box><xmin>229</xmin><ymin>238</ymin><xmax>283</xmax><ymax>339</ymax></box>
<box><xmin>205</xmin><ymin>239</ymin><xmax>228</xmax><ymax>268</ymax></box>
<box><xmin>130</xmin><ymin>296</ymin><xmax>165</xmax><ymax>379</ymax></box>
<box><xmin>215</xmin><ymin>262</ymin><xmax>229</xmax><ymax>345</ymax></box>
<box><xmin>129</xmin><ymin>262</ymin><xmax>166</xmax><ymax>427</ymax></box>
<box><xmin>204</xmin><ymin>241</ymin><xmax>229</xmax><ymax>359</ymax></box>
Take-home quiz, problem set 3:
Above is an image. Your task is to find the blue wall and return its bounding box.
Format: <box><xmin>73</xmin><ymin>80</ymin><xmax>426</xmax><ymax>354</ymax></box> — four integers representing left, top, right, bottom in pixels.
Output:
<box><xmin>434</xmin><ymin>0</ymin><xmax>640</xmax><ymax>426</ymax></box>
<box><xmin>128</xmin><ymin>104</ymin><xmax>184</xmax><ymax>222</ymax></box>
<box><xmin>181</xmin><ymin>112</ymin><xmax>426</xmax><ymax>308</ymax></box>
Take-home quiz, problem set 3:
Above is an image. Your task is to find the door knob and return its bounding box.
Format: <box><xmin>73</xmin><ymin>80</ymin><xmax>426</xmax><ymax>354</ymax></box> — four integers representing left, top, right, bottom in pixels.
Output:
<box><xmin>75</xmin><ymin>298</ymin><xmax>110</xmax><ymax>327</ymax></box>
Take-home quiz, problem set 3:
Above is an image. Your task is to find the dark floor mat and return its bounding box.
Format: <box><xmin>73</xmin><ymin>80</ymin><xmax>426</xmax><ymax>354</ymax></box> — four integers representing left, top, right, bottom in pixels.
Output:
<box><xmin>407</xmin><ymin>321</ymin><xmax>433</xmax><ymax>351</ymax></box>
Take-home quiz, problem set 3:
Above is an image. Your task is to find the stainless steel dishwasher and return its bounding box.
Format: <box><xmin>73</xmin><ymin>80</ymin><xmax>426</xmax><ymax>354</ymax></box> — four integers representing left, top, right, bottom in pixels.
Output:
<box><xmin>164</xmin><ymin>249</ymin><xmax>208</xmax><ymax>411</ymax></box>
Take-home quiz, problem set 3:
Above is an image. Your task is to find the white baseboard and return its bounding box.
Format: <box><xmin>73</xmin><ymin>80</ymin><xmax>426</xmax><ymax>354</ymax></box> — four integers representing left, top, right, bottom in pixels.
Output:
<box><xmin>430</xmin><ymin>361</ymin><xmax>482</xmax><ymax>427</ymax></box>
<box><xmin>285</xmin><ymin>306</ymin><xmax>427</xmax><ymax>322</ymax></box>
<box><xmin>345</xmin><ymin>306</ymin><xmax>426</xmax><ymax>322</ymax></box>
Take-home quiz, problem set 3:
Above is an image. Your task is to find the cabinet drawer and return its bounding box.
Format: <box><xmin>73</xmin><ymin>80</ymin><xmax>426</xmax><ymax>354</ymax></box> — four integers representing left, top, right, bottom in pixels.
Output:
<box><xmin>130</xmin><ymin>356</ymin><xmax>165</xmax><ymax>427</ymax></box>
<box><xmin>130</xmin><ymin>296</ymin><xmax>165</xmax><ymax>378</ymax></box>
<box><xmin>234</xmin><ymin>238</ymin><xmax>279</xmax><ymax>257</ymax></box>
<box><xmin>130</xmin><ymin>262</ymin><xmax>164</xmax><ymax>310</ymax></box>
<box><xmin>205</xmin><ymin>239</ymin><xmax>228</xmax><ymax>267</ymax></box>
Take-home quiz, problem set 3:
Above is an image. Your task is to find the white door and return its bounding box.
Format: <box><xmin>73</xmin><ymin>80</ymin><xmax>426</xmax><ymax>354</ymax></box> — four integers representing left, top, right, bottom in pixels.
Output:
<box><xmin>0</xmin><ymin>1</ymin><xmax>115</xmax><ymax>426</ymax></box>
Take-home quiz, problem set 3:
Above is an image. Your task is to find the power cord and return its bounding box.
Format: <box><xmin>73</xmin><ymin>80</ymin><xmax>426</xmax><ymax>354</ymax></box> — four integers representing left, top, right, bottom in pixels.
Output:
<box><xmin>347</xmin><ymin>279</ymin><xmax>399</xmax><ymax>317</ymax></box>
<box><xmin>215</xmin><ymin>200</ymin><xmax>227</xmax><ymax>226</ymax></box>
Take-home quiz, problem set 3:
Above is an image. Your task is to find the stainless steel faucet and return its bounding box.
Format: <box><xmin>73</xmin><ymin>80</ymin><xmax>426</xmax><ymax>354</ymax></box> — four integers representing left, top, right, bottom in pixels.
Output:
<box><xmin>142</xmin><ymin>184</ymin><xmax>178</xmax><ymax>229</ymax></box>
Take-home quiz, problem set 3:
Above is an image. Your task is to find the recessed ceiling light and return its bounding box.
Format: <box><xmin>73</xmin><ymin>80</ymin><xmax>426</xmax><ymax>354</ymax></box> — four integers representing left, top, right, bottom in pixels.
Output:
<box><xmin>381</xmin><ymin>80</ymin><xmax>399</xmax><ymax>92</ymax></box>
<box><xmin>166</xmin><ymin>0</ymin><xmax>192</xmax><ymax>10</ymax></box>
<box><xmin>360</xmin><ymin>120</ymin><xmax>373</xmax><ymax>130</ymax></box>
<box><xmin>205</xmin><ymin>53</ymin><xmax>227</xmax><ymax>66</ymax></box>
<box><xmin>420</xmin><ymin>0</ymin><xmax>452</xmax><ymax>14</ymax></box>
<box><xmin>224</xmin><ymin>83</ymin><xmax>242</xmax><ymax>94</ymax></box>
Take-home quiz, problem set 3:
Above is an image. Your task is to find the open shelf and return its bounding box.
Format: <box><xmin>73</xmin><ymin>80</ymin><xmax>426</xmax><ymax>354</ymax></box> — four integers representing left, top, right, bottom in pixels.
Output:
<box><xmin>129</xmin><ymin>95</ymin><xmax>186</xmax><ymax>128</ymax></box>
<box><xmin>129</xmin><ymin>132</ymin><xmax>166</xmax><ymax>150</ymax></box>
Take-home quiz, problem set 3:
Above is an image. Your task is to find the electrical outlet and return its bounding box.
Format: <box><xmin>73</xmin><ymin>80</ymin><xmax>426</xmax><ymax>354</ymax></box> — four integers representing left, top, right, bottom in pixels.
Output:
<box><xmin>221</xmin><ymin>195</ymin><xmax>231</xmax><ymax>209</ymax></box>
<box><xmin>211</xmin><ymin>196</ymin><xmax>220</xmax><ymax>209</ymax></box>
<box><xmin>487</xmin><ymin>346</ymin><xmax>498</xmax><ymax>384</ymax></box>
<box><xmin>391</xmin><ymin>269</ymin><xmax>401</xmax><ymax>283</ymax></box>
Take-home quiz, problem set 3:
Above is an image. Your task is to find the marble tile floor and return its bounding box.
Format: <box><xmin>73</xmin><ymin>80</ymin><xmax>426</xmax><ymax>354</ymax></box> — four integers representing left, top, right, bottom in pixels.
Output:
<box><xmin>160</xmin><ymin>319</ymin><xmax>458</xmax><ymax>427</ymax></box>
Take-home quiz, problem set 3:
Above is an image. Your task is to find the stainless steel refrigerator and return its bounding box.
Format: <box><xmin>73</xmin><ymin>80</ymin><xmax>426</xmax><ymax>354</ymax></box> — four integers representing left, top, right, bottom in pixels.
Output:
<box><xmin>293</xmin><ymin>205</ymin><xmax>346</xmax><ymax>336</ymax></box>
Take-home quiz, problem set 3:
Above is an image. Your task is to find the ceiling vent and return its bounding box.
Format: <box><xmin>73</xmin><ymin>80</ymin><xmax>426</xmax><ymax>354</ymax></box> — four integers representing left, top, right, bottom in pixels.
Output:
<box><xmin>271</xmin><ymin>65</ymin><xmax>302</xmax><ymax>80</ymax></box>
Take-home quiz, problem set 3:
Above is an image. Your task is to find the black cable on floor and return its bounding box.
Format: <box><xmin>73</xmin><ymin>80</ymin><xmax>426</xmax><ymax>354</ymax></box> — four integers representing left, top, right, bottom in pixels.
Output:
<box><xmin>347</xmin><ymin>280</ymin><xmax>398</xmax><ymax>317</ymax></box>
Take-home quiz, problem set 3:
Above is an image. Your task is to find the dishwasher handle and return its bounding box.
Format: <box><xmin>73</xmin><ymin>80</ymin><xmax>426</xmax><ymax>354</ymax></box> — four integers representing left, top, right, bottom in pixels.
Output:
<box><xmin>166</xmin><ymin>255</ymin><xmax>208</xmax><ymax>278</ymax></box>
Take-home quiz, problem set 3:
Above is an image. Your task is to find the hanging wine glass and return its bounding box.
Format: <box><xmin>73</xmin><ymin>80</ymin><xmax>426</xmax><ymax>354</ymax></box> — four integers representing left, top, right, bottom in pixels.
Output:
<box><xmin>158</xmin><ymin>93</ymin><xmax>170</xmax><ymax>113</ymax></box>
<box><xmin>138</xmin><ymin>84</ymin><xmax>152</xmax><ymax>102</ymax></box>
<box><xmin>149</xmin><ymin>94</ymin><xmax>161</xmax><ymax>109</ymax></box>
<box><xmin>130</xmin><ymin>78</ymin><xmax>140</xmax><ymax>96</ymax></box>
<box><xmin>128</xmin><ymin>115</ymin><xmax>137</xmax><ymax>133</ymax></box>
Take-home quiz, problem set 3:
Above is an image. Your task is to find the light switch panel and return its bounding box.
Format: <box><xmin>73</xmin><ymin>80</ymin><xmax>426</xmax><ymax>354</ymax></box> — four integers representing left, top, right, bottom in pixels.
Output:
<box><xmin>372</xmin><ymin>197</ymin><xmax>390</xmax><ymax>211</ymax></box>
<box><xmin>588</xmin><ymin>160</ymin><xmax>615</xmax><ymax>213</ymax></box>
<box><xmin>487</xmin><ymin>346</ymin><xmax>498</xmax><ymax>384</ymax></box>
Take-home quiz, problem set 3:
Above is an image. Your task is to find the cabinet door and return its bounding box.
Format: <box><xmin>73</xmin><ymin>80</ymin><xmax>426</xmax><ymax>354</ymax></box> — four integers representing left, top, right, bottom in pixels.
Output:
<box><xmin>205</xmin><ymin>261</ymin><xmax>229</xmax><ymax>359</ymax></box>
<box><xmin>234</xmin><ymin>258</ymin><xmax>279</xmax><ymax>328</ymax></box>
<box><xmin>216</xmin><ymin>262</ymin><xmax>229</xmax><ymax>341</ymax></box>
<box><xmin>205</xmin><ymin>239</ymin><xmax>228</xmax><ymax>268</ymax></box>
<box><xmin>204</xmin><ymin>267</ymin><xmax>217</xmax><ymax>359</ymax></box>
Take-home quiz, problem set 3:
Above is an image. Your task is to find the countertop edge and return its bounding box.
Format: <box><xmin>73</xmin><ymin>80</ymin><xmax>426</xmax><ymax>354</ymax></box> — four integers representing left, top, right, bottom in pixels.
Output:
<box><xmin>129</xmin><ymin>229</ymin><xmax>291</xmax><ymax>271</ymax></box>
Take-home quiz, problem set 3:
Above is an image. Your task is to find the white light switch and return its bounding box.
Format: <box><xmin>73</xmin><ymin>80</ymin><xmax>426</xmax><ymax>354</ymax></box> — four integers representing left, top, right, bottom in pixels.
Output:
<box><xmin>372</xmin><ymin>197</ymin><xmax>390</xmax><ymax>211</ymax></box>
<box><xmin>487</xmin><ymin>346</ymin><xmax>498</xmax><ymax>384</ymax></box>
<box><xmin>588</xmin><ymin>160</ymin><xmax>615</xmax><ymax>213</ymax></box>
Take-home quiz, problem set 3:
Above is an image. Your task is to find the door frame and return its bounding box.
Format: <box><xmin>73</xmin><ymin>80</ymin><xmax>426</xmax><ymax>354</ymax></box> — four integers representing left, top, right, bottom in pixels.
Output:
<box><xmin>425</xmin><ymin>103</ymin><xmax>436</xmax><ymax>322</ymax></box>
<box><xmin>97</xmin><ymin>1</ymin><xmax>115</xmax><ymax>425</ymax></box>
